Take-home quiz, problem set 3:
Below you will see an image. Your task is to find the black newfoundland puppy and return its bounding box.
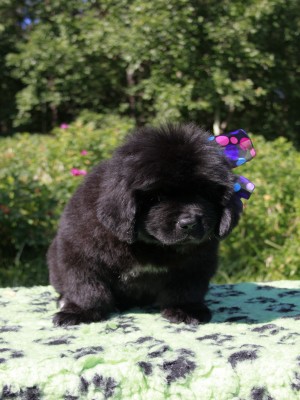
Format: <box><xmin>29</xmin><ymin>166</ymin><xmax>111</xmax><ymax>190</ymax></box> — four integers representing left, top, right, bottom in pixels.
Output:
<box><xmin>47</xmin><ymin>123</ymin><xmax>242</xmax><ymax>326</ymax></box>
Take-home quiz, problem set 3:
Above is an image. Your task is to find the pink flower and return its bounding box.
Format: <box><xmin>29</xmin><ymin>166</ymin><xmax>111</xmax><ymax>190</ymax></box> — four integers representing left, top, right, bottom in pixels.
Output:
<box><xmin>71</xmin><ymin>168</ymin><xmax>87</xmax><ymax>176</ymax></box>
<box><xmin>81</xmin><ymin>150</ymin><xmax>88</xmax><ymax>156</ymax></box>
<box><xmin>60</xmin><ymin>123</ymin><xmax>69</xmax><ymax>129</ymax></box>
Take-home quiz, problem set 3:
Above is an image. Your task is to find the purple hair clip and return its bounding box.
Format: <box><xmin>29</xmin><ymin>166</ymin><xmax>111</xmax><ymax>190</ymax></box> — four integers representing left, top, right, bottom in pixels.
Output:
<box><xmin>208</xmin><ymin>129</ymin><xmax>256</xmax><ymax>200</ymax></box>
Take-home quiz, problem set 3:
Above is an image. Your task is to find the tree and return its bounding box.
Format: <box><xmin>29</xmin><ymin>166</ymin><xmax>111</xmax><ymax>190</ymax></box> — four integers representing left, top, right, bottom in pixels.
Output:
<box><xmin>6</xmin><ymin>0</ymin><xmax>127</xmax><ymax>132</ymax></box>
<box><xmin>1</xmin><ymin>0</ymin><xmax>299</xmax><ymax>143</ymax></box>
<box><xmin>0</xmin><ymin>0</ymin><xmax>27</xmax><ymax>135</ymax></box>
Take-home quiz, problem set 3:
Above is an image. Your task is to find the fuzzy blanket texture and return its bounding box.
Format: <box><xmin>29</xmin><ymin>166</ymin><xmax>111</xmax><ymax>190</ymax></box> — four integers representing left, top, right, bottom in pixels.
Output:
<box><xmin>0</xmin><ymin>281</ymin><xmax>299</xmax><ymax>400</ymax></box>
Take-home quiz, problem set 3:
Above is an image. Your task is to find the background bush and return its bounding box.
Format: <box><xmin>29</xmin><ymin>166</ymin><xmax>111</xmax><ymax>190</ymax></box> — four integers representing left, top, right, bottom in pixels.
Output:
<box><xmin>218</xmin><ymin>136</ymin><xmax>300</xmax><ymax>283</ymax></box>
<box><xmin>0</xmin><ymin>113</ymin><xmax>134</xmax><ymax>286</ymax></box>
<box><xmin>0</xmin><ymin>117</ymin><xmax>299</xmax><ymax>286</ymax></box>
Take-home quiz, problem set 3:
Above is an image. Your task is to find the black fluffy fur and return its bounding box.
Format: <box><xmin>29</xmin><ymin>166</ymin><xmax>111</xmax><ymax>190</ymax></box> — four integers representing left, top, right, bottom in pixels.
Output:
<box><xmin>47</xmin><ymin>123</ymin><xmax>243</xmax><ymax>326</ymax></box>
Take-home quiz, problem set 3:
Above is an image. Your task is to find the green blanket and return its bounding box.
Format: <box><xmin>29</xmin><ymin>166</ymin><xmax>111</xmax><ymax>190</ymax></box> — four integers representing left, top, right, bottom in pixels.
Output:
<box><xmin>0</xmin><ymin>281</ymin><xmax>299</xmax><ymax>400</ymax></box>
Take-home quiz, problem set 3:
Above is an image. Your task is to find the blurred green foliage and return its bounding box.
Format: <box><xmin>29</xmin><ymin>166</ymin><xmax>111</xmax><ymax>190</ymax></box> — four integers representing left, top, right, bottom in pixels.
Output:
<box><xmin>218</xmin><ymin>136</ymin><xmax>300</xmax><ymax>283</ymax></box>
<box><xmin>0</xmin><ymin>113</ymin><xmax>134</xmax><ymax>286</ymax></box>
<box><xmin>0</xmin><ymin>116</ymin><xmax>299</xmax><ymax>286</ymax></box>
<box><xmin>0</xmin><ymin>0</ymin><xmax>299</xmax><ymax>143</ymax></box>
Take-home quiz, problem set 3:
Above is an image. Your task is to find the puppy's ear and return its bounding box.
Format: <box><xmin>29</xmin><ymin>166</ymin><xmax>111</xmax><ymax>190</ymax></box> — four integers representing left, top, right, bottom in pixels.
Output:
<box><xmin>96</xmin><ymin>168</ymin><xmax>136</xmax><ymax>243</ymax></box>
<box><xmin>215</xmin><ymin>195</ymin><xmax>243</xmax><ymax>240</ymax></box>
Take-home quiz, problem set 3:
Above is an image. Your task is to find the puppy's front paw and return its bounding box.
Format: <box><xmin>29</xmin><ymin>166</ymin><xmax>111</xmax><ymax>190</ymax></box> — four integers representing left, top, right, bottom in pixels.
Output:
<box><xmin>53</xmin><ymin>311</ymin><xmax>83</xmax><ymax>327</ymax></box>
<box><xmin>161</xmin><ymin>304</ymin><xmax>211</xmax><ymax>325</ymax></box>
<box><xmin>53</xmin><ymin>306</ymin><xmax>107</xmax><ymax>327</ymax></box>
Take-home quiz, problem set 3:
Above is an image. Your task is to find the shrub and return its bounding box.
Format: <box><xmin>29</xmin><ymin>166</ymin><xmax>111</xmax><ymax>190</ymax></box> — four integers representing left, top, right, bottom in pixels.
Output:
<box><xmin>217</xmin><ymin>136</ymin><xmax>300</xmax><ymax>283</ymax></box>
<box><xmin>0</xmin><ymin>120</ymin><xmax>299</xmax><ymax>286</ymax></box>
<box><xmin>0</xmin><ymin>113</ymin><xmax>134</xmax><ymax>286</ymax></box>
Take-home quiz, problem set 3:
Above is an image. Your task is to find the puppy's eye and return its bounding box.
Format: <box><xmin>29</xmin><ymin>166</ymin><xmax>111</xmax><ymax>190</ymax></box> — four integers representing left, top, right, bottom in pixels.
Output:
<box><xmin>150</xmin><ymin>194</ymin><xmax>166</xmax><ymax>203</ymax></box>
<box><xmin>150</xmin><ymin>195</ymin><xmax>160</xmax><ymax>202</ymax></box>
<box><xmin>137</xmin><ymin>191</ymin><xmax>167</xmax><ymax>206</ymax></box>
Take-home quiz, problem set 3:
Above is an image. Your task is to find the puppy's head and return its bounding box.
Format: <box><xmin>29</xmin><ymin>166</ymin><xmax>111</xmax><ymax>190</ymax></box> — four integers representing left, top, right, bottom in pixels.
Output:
<box><xmin>97</xmin><ymin>123</ymin><xmax>242</xmax><ymax>244</ymax></box>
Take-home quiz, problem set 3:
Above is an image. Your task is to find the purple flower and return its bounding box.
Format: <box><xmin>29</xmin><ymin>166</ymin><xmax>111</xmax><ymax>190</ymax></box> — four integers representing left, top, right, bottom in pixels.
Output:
<box><xmin>60</xmin><ymin>123</ymin><xmax>69</xmax><ymax>129</ymax></box>
<box><xmin>81</xmin><ymin>150</ymin><xmax>88</xmax><ymax>156</ymax></box>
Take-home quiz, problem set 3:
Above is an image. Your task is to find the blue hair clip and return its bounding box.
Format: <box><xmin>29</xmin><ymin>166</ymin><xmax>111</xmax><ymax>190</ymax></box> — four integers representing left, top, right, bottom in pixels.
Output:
<box><xmin>208</xmin><ymin>129</ymin><xmax>256</xmax><ymax>200</ymax></box>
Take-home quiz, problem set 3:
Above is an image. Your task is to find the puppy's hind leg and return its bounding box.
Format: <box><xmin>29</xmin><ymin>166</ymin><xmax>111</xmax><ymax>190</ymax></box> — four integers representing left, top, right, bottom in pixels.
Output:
<box><xmin>53</xmin><ymin>280</ymin><xmax>115</xmax><ymax>327</ymax></box>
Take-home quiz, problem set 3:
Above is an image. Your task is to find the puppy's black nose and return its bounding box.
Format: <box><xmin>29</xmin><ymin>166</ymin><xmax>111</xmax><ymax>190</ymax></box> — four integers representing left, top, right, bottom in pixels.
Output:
<box><xmin>177</xmin><ymin>217</ymin><xmax>197</xmax><ymax>231</ymax></box>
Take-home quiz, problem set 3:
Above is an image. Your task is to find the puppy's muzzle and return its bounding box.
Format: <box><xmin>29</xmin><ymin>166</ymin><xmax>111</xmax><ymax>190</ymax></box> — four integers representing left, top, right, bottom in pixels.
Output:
<box><xmin>177</xmin><ymin>214</ymin><xmax>206</xmax><ymax>238</ymax></box>
<box><xmin>177</xmin><ymin>216</ymin><xmax>198</xmax><ymax>231</ymax></box>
